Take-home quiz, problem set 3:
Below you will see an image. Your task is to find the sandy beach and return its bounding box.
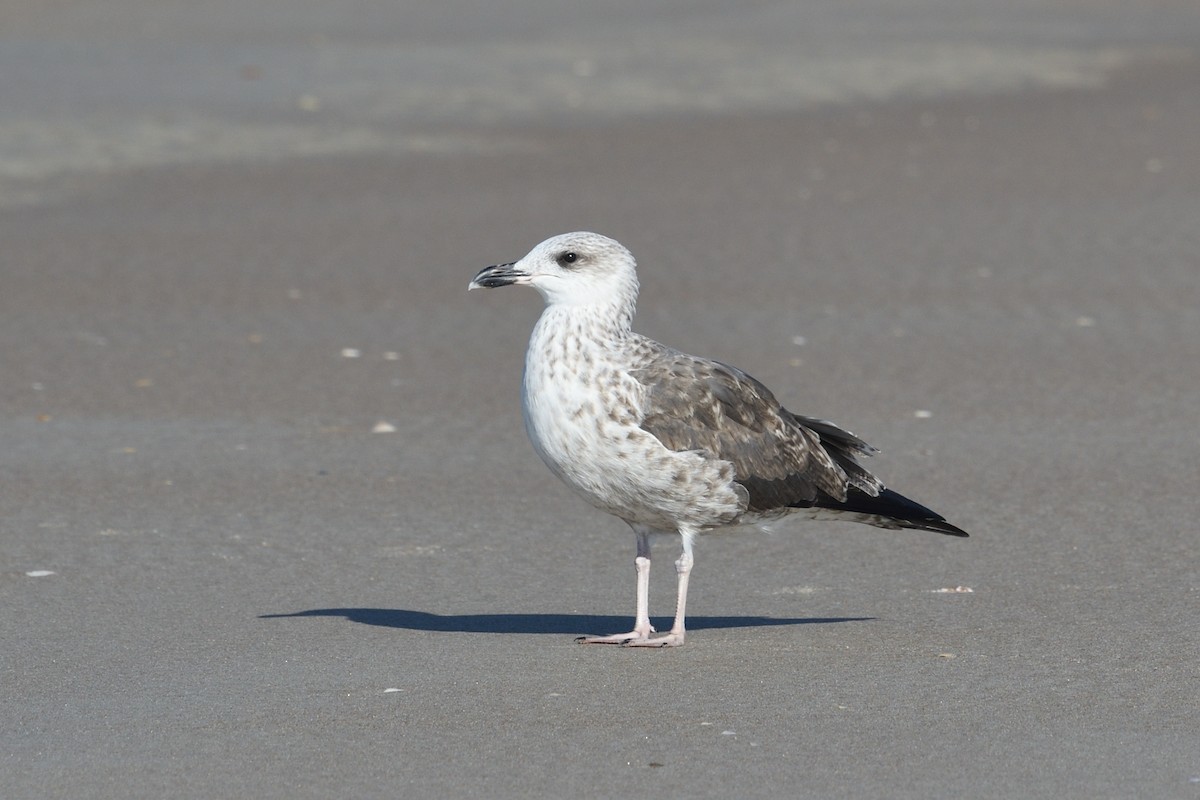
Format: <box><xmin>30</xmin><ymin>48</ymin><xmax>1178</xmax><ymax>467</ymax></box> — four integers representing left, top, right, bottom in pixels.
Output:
<box><xmin>2</xmin><ymin>3</ymin><xmax>1199</xmax><ymax>797</ymax></box>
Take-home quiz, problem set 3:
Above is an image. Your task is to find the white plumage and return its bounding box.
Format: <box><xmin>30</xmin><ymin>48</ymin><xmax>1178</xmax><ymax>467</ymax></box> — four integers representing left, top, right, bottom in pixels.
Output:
<box><xmin>470</xmin><ymin>232</ymin><xmax>966</xmax><ymax>647</ymax></box>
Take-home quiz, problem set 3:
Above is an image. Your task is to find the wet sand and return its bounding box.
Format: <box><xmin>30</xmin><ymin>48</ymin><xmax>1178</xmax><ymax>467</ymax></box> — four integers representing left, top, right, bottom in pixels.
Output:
<box><xmin>3</xmin><ymin>15</ymin><xmax>1199</xmax><ymax>800</ymax></box>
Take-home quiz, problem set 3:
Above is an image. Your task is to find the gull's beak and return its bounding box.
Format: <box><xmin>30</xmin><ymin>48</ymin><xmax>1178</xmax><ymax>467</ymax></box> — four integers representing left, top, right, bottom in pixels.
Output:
<box><xmin>468</xmin><ymin>262</ymin><xmax>531</xmax><ymax>290</ymax></box>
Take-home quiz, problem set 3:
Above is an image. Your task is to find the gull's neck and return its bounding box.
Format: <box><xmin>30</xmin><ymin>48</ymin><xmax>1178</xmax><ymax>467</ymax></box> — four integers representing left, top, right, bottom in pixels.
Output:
<box><xmin>535</xmin><ymin>288</ymin><xmax>638</xmax><ymax>345</ymax></box>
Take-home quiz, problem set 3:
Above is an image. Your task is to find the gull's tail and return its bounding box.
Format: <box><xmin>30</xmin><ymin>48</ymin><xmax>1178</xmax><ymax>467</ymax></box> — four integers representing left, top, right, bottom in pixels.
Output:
<box><xmin>793</xmin><ymin>487</ymin><xmax>969</xmax><ymax>537</ymax></box>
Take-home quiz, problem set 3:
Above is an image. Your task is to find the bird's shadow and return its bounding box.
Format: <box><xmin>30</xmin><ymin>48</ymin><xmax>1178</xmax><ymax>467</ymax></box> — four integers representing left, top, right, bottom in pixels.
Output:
<box><xmin>259</xmin><ymin>608</ymin><xmax>873</xmax><ymax>634</ymax></box>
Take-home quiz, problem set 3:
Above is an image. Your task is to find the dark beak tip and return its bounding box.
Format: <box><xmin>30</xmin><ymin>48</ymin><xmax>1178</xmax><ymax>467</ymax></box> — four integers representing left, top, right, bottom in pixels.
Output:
<box><xmin>469</xmin><ymin>262</ymin><xmax>523</xmax><ymax>290</ymax></box>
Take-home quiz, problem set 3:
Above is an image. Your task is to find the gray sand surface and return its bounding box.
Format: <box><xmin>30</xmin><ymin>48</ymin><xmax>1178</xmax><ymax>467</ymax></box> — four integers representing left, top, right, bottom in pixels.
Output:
<box><xmin>2</xmin><ymin>3</ymin><xmax>1199</xmax><ymax>798</ymax></box>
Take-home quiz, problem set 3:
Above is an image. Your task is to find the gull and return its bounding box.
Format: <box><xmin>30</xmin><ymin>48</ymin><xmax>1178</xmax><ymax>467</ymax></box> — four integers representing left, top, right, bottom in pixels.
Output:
<box><xmin>469</xmin><ymin>232</ymin><xmax>967</xmax><ymax>647</ymax></box>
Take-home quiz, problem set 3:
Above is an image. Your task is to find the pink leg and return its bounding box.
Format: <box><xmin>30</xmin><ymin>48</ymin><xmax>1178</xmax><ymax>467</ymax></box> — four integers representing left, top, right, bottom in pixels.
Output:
<box><xmin>625</xmin><ymin>534</ymin><xmax>693</xmax><ymax>648</ymax></box>
<box><xmin>577</xmin><ymin>529</ymin><xmax>656</xmax><ymax>645</ymax></box>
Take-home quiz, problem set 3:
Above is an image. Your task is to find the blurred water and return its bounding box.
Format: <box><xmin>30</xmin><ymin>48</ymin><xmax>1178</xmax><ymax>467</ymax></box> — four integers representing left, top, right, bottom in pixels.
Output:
<box><xmin>0</xmin><ymin>0</ymin><xmax>1197</xmax><ymax>196</ymax></box>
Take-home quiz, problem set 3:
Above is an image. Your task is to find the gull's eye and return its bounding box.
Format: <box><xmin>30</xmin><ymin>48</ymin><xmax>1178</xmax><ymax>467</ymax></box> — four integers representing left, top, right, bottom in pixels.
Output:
<box><xmin>557</xmin><ymin>251</ymin><xmax>579</xmax><ymax>267</ymax></box>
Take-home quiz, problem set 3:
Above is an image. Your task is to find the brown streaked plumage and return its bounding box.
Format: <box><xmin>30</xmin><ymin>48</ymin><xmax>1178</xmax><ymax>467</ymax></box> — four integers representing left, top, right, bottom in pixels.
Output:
<box><xmin>636</xmin><ymin>351</ymin><xmax>878</xmax><ymax>509</ymax></box>
<box><xmin>469</xmin><ymin>231</ymin><xmax>968</xmax><ymax>647</ymax></box>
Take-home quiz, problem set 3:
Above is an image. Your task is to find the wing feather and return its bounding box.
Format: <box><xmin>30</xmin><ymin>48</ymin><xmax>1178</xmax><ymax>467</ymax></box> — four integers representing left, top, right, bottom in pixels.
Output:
<box><xmin>635</xmin><ymin>351</ymin><xmax>882</xmax><ymax>513</ymax></box>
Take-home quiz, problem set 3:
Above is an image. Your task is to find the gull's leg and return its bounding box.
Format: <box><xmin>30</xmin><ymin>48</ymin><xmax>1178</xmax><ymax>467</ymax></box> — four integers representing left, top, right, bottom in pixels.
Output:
<box><xmin>626</xmin><ymin>530</ymin><xmax>693</xmax><ymax>647</ymax></box>
<box><xmin>577</xmin><ymin>528</ymin><xmax>656</xmax><ymax>644</ymax></box>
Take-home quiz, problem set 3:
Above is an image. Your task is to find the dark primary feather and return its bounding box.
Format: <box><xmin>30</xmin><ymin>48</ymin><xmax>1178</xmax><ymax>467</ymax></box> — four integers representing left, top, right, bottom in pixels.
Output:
<box><xmin>797</xmin><ymin>487</ymin><xmax>969</xmax><ymax>537</ymax></box>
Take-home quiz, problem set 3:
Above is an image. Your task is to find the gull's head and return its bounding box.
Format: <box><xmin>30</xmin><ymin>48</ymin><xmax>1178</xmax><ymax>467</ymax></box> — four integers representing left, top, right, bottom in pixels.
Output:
<box><xmin>469</xmin><ymin>232</ymin><xmax>639</xmax><ymax>308</ymax></box>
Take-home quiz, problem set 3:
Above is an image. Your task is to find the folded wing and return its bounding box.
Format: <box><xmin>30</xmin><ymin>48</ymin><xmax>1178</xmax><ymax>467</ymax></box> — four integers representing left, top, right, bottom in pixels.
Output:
<box><xmin>635</xmin><ymin>351</ymin><xmax>883</xmax><ymax>513</ymax></box>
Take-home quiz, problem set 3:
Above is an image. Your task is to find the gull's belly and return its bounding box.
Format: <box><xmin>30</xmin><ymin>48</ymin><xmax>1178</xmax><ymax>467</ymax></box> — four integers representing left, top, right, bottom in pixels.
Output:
<box><xmin>522</xmin><ymin>367</ymin><xmax>744</xmax><ymax>530</ymax></box>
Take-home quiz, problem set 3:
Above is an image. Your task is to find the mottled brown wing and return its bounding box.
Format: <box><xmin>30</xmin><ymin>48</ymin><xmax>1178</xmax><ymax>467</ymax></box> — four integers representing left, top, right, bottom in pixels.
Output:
<box><xmin>636</xmin><ymin>353</ymin><xmax>880</xmax><ymax>513</ymax></box>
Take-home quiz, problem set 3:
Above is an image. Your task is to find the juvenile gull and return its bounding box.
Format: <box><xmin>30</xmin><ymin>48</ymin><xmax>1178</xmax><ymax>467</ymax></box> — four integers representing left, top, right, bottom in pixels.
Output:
<box><xmin>470</xmin><ymin>232</ymin><xmax>967</xmax><ymax>647</ymax></box>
